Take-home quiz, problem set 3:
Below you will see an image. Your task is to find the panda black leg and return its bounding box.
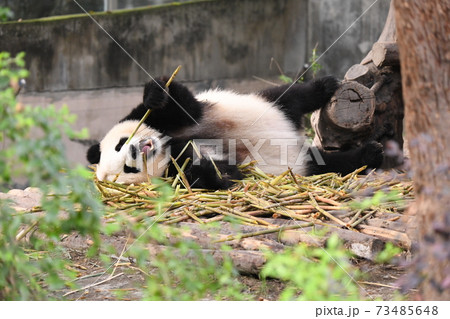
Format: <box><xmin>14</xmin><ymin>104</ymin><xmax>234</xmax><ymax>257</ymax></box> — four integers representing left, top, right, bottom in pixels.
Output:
<box><xmin>121</xmin><ymin>78</ymin><xmax>203</xmax><ymax>134</ymax></box>
<box><xmin>167</xmin><ymin>140</ymin><xmax>243</xmax><ymax>190</ymax></box>
<box><xmin>187</xmin><ymin>159</ymin><xmax>243</xmax><ymax>190</ymax></box>
<box><xmin>259</xmin><ymin>76</ymin><xmax>340</xmax><ymax>129</ymax></box>
<box><xmin>306</xmin><ymin>141</ymin><xmax>384</xmax><ymax>176</ymax></box>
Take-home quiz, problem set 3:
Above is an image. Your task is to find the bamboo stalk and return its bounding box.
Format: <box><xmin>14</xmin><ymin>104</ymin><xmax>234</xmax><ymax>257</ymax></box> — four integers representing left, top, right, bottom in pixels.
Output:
<box><xmin>285</xmin><ymin>205</ymin><xmax>341</xmax><ymax>210</ymax></box>
<box><xmin>308</xmin><ymin>194</ymin><xmax>347</xmax><ymax>227</ymax></box>
<box><xmin>16</xmin><ymin>220</ymin><xmax>39</xmax><ymax>241</ymax></box>
<box><xmin>351</xmin><ymin>210</ymin><xmax>377</xmax><ymax>228</ymax></box>
<box><xmin>63</xmin><ymin>273</ymin><xmax>125</xmax><ymax>297</ymax></box>
<box><xmin>193</xmin><ymin>203</ymin><xmax>257</xmax><ymax>225</ymax></box>
<box><xmin>170</xmin><ymin>156</ymin><xmax>193</xmax><ymax>193</ymax></box>
<box><xmin>347</xmin><ymin>209</ymin><xmax>363</xmax><ymax>226</ymax></box>
<box><xmin>183</xmin><ymin>208</ymin><xmax>205</xmax><ymax>224</ymax></box>
<box><xmin>213</xmin><ymin>222</ymin><xmax>316</xmax><ymax>243</ymax></box>
<box><xmin>315</xmin><ymin>195</ymin><xmax>342</xmax><ymax>206</ymax></box>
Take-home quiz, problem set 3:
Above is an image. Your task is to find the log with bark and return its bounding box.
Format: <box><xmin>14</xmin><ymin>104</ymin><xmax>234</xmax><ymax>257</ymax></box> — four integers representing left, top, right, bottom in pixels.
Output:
<box><xmin>311</xmin><ymin>1</ymin><xmax>405</xmax><ymax>169</ymax></box>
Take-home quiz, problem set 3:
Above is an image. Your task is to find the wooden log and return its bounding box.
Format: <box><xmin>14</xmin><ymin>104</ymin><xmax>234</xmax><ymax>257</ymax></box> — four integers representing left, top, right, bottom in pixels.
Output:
<box><xmin>254</xmin><ymin>219</ymin><xmax>385</xmax><ymax>260</ymax></box>
<box><xmin>164</xmin><ymin>223</ymin><xmax>285</xmax><ymax>252</ymax></box>
<box><xmin>177</xmin><ymin>220</ymin><xmax>386</xmax><ymax>260</ymax></box>
<box><xmin>372</xmin><ymin>42</ymin><xmax>400</xmax><ymax>67</ymax></box>
<box><xmin>313</xmin><ymin>69</ymin><xmax>403</xmax><ymax>156</ymax></box>
<box><xmin>59</xmin><ymin>216</ymin><xmax>403</xmax><ymax>270</ymax></box>
<box><xmin>366</xmin><ymin>217</ymin><xmax>407</xmax><ymax>232</ymax></box>
<box><xmin>224</xmin><ymin>249</ymin><xmax>266</xmax><ymax>275</ymax></box>
<box><xmin>59</xmin><ymin>228</ymin><xmax>267</xmax><ymax>275</ymax></box>
<box><xmin>280</xmin><ymin>229</ymin><xmax>328</xmax><ymax>247</ymax></box>
<box><xmin>280</xmin><ymin>226</ymin><xmax>385</xmax><ymax>260</ymax></box>
<box><xmin>147</xmin><ymin>244</ymin><xmax>266</xmax><ymax>275</ymax></box>
<box><xmin>325</xmin><ymin>82</ymin><xmax>376</xmax><ymax>131</ymax></box>
<box><xmin>311</xmin><ymin>81</ymin><xmax>376</xmax><ymax>149</ymax></box>
<box><xmin>312</xmin><ymin>2</ymin><xmax>405</xmax><ymax>169</ymax></box>
<box><xmin>358</xmin><ymin>224</ymin><xmax>411</xmax><ymax>249</ymax></box>
<box><xmin>344</xmin><ymin>64</ymin><xmax>374</xmax><ymax>86</ymax></box>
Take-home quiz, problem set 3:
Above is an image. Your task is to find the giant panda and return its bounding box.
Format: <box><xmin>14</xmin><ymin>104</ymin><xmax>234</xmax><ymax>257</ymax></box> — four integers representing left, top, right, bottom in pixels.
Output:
<box><xmin>87</xmin><ymin>76</ymin><xmax>383</xmax><ymax>189</ymax></box>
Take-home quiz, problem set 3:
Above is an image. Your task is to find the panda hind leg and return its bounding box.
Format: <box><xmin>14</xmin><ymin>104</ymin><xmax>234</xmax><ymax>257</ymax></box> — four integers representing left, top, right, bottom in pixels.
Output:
<box><xmin>306</xmin><ymin>141</ymin><xmax>384</xmax><ymax>176</ymax></box>
<box><xmin>259</xmin><ymin>76</ymin><xmax>340</xmax><ymax>129</ymax></box>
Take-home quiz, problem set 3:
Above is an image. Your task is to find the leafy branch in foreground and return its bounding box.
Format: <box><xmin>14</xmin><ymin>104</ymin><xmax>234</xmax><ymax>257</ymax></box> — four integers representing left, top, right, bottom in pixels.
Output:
<box><xmin>103</xmin><ymin>180</ymin><xmax>248</xmax><ymax>301</ymax></box>
<box><xmin>261</xmin><ymin>234</ymin><xmax>361</xmax><ymax>301</ymax></box>
<box><xmin>0</xmin><ymin>52</ymin><xmax>103</xmax><ymax>300</ymax></box>
<box><xmin>0</xmin><ymin>6</ymin><xmax>13</xmax><ymax>22</ymax></box>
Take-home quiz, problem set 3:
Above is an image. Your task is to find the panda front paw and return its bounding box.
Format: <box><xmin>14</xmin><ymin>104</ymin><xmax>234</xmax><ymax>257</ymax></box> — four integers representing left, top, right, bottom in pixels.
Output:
<box><xmin>143</xmin><ymin>78</ymin><xmax>169</xmax><ymax>110</ymax></box>
<box><xmin>361</xmin><ymin>141</ymin><xmax>384</xmax><ymax>169</ymax></box>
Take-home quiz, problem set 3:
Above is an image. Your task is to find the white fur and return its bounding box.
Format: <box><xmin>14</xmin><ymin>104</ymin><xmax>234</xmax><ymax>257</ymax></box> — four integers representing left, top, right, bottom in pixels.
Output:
<box><xmin>190</xmin><ymin>90</ymin><xmax>309</xmax><ymax>175</ymax></box>
<box><xmin>97</xmin><ymin>120</ymin><xmax>169</xmax><ymax>183</ymax></box>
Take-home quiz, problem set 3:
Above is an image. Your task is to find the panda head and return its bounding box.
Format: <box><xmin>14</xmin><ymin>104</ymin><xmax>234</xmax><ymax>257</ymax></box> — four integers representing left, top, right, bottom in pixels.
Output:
<box><xmin>87</xmin><ymin>120</ymin><xmax>170</xmax><ymax>183</ymax></box>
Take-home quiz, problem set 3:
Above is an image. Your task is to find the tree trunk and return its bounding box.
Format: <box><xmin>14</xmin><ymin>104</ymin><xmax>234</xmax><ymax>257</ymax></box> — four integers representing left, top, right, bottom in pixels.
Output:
<box><xmin>394</xmin><ymin>0</ymin><xmax>450</xmax><ymax>300</ymax></box>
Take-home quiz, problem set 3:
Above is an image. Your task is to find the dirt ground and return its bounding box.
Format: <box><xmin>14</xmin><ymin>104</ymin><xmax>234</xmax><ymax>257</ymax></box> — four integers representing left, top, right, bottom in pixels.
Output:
<box><xmin>2</xmin><ymin>187</ymin><xmax>410</xmax><ymax>301</ymax></box>
<box><xmin>58</xmin><ymin>245</ymin><xmax>407</xmax><ymax>301</ymax></box>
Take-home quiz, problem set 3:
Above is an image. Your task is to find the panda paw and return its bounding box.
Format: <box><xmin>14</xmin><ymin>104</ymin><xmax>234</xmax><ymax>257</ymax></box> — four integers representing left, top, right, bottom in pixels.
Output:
<box><xmin>361</xmin><ymin>141</ymin><xmax>384</xmax><ymax>169</ymax></box>
<box><xmin>189</xmin><ymin>159</ymin><xmax>243</xmax><ymax>190</ymax></box>
<box><xmin>314</xmin><ymin>76</ymin><xmax>340</xmax><ymax>101</ymax></box>
<box><xmin>143</xmin><ymin>78</ymin><xmax>169</xmax><ymax>110</ymax></box>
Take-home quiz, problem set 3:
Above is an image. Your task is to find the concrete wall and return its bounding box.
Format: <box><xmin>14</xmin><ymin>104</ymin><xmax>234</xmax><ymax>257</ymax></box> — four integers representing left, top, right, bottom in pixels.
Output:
<box><xmin>0</xmin><ymin>0</ymin><xmax>102</xmax><ymax>20</ymax></box>
<box><xmin>0</xmin><ymin>0</ymin><xmax>390</xmax><ymax>92</ymax></box>
<box><xmin>1</xmin><ymin>0</ymin><xmax>310</xmax><ymax>92</ymax></box>
<box><xmin>307</xmin><ymin>0</ymin><xmax>390</xmax><ymax>76</ymax></box>
<box><xmin>0</xmin><ymin>0</ymin><xmax>190</xmax><ymax>20</ymax></box>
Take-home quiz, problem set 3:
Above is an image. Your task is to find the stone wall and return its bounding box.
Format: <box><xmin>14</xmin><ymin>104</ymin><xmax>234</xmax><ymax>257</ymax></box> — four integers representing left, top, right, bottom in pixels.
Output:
<box><xmin>0</xmin><ymin>0</ymin><xmax>389</xmax><ymax>92</ymax></box>
<box><xmin>0</xmin><ymin>0</ymin><xmax>189</xmax><ymax>20</ymax></box>
<box><xmin>307</xmin><ymin>0</ymin><xmax>391</xmax><ymax>76</ymax></box>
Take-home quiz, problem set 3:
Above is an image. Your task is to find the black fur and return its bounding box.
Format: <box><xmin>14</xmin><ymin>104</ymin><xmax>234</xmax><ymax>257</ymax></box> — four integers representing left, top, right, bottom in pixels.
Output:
<box><xmin>306</xmin><ymin>141</ymin><xmax>384</xmax><ymax>176</ymax></box>
<box><xmin>189</xmin><ymin>159</ymin><xmax>243</xmax><ymax>189</ymax></box>
<box><xmin>87</xmin><ymin>143</ymin><xmax>101</xmax><ymax>164</ymax></box>
<box><xmin>123</xmin><ymin>164</ymin><xmax>140</xmax><ymax>174</ymax></box>
<box><xmin>130</xmin><ymin>145</ymin><xmax>137</xmax><ymax>160</ymax></box>
<box><xmin>167</xmin><ymin>140</ymin><xmax>243</xmax><ymax>189</ymax></box>
<box><xmin>121</xmin><ymin>78</ymin><xmax>203</xmax><ymax>134</ymax></box>
<box><xmin>115</xmin><ymin>137</ymin><xmax>128</xmax><ymax>152</ymax></box>
<box><xmin>260</xmin><ymin>76</ymin><xmax>339</xmax><ymax>129</ymax></box>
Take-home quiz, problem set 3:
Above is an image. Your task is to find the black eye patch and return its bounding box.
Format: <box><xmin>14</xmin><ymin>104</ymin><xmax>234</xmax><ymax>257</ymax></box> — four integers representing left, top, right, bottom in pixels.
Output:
<box><xmin>115</xmin><ymin>137</ymin><xmax>128</xmax><ymax>152</ymax></box>
<box><xmin>123</xmin><ymin>164</ymin><xmax>140</xmax><ymax>174</ymax></box>
<box><xmin>130</xmin><ymin>145</ymin><xmax>137</xmax><ymax>160</ymax></box>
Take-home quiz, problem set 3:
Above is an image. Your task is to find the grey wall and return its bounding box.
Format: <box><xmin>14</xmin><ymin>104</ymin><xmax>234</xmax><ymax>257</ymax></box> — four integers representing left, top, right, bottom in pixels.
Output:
<box><xmin>0</xmin><ymin>0</ymin><xmax>390</xmax><ymax>92</ymax></box>
<box><xmin>307</xmin><ymin>0</ymin><xmax>390</xmax><ymax>77</ymax></box>
<box><xmin>0</xmin><ymin>0</ymin><xmax>190</xmax><ymax>20</ymax></box>
<box><xmin>0</xmin><ymin>0</ymin><xmax>102</xmax><ymax>20</ymax></box>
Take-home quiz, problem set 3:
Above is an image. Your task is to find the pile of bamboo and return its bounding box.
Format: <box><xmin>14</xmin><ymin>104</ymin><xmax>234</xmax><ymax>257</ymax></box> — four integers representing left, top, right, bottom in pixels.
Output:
<box><xmin>95</xmin><ymin>164</ymin><xmax>414</xmax><ymax>267</ymax></box>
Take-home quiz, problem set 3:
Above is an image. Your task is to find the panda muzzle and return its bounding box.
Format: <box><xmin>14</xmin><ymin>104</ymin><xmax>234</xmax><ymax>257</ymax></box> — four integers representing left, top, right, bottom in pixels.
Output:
<box><xmin>139</xmin><ymin>138</ymin><xmax>156</xmax><ymax>156</ymax></box>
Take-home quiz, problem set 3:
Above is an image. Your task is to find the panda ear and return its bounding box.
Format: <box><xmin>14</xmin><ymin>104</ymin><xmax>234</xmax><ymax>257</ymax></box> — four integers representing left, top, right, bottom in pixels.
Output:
<box><xmin>87</xmin><ymin>143</ymin><xmax>101</xmax><ymax>164</ymax></box>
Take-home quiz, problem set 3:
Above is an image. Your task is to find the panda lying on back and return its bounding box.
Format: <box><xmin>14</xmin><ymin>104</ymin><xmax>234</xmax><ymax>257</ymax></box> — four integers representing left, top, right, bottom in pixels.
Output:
<box><xmin>87</xmin><ymin>76</ymin><xmax>383</xmax><ymax>189</ymax></box>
